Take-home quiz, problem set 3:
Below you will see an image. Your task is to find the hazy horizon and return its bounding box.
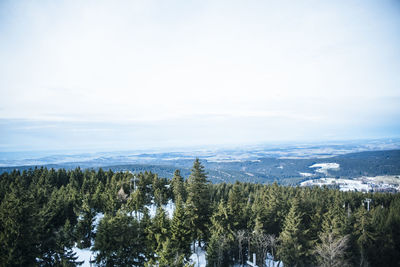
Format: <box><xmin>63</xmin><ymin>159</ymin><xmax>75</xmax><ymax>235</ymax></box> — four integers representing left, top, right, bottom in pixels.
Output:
<box><xmin>1</xmin><ymin>0</ymin><xmax>400</xmax><ymax>152</ymax></box>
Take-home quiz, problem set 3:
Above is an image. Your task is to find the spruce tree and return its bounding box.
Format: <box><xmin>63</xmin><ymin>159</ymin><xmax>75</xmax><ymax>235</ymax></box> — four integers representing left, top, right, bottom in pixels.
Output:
<box><xmin>93</xmin><ymin>213</ymin><xmax>145</xmax><ymax>266</ymax></box>
<box><xmin>277</xmin><ymin>197</ymin><xmax>307</xmax><ymax>266</ymax></box>
<box><xmin>186</xmin><ymin>158</ymin><xmax>210</xmax><ymax>245</ymax></box>
<box><xmin>171</xmin><ymin>169</ymin><xmax>186</xmax><ymax>202</ymax></box>
<box><xmin>147</xmin><ymin>207</ymin><xmax>171</xmax><ymax>257</ymax></box>
<box><xmin>75</xmin><ymin>195</ymin><xmax>96</xmax><ymax>248</ymax></box>
<box><xmin>227</xmin><ymin>182</ymin><xmax>246</xmax><ymax>231</ymax></box>
<box><xmin>171</xmin><ymin>197</ymin><xmax>192</xmax><ymax>259</ymax></box>
<box><xmin>353</xmin><ymin>205</ymin><xmax>375</xmax><ymax>267</ymax></box>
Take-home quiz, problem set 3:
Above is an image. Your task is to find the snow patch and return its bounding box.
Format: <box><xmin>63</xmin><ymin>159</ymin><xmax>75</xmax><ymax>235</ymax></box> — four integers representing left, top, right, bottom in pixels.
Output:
<box><xmin>146</xmin><ymin>199</ymin><xmax>175</xmax><ymax>219</ymax></box>
<box><xmin>301</xmin><ymin>176</ymin><xmax>400</xmax><ymax>192</ymax></box>
<box><xmin>309</xmin><ymin>163</ymin><xmax>340</xmax><ymax>175</ymax></box>
<box><xmin>72</xmin><ymin>246</ymin><xmax>97</xmax><ymax>267</ymax></box>
<box><xmin>93</xmin><ymin>213</ymin><xmax>104</xmax><ymax>233</ymax></box>
<box><xmin>300</xmin><ymin>178</ymin><xmax>369</xmax><ymax>192</ymax></box>
<box><xmin>299</xmin><ymin>172</ymin><xmax>313</xmax><ymax>177</ymax></box>
<box><xmin>190</xmin><ymin>243</ymin><xmax>206</xmax><ymax>267</ymax></box>
<box><xmin>266</xmin><ymin>253</ymin><xmax>283</xmax><ymax>267</ymax></box>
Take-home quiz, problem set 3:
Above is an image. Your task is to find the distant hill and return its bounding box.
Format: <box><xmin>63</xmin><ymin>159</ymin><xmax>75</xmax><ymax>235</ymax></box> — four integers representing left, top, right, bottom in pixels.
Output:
<box><xmin>1</xmin><ymin>150</ymin><xmax>399</xmax><ymax>185</ymax></box>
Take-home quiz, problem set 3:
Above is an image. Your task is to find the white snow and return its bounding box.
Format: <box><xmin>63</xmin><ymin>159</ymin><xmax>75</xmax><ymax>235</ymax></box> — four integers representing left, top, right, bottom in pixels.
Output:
<box><xmin>265</xmin><ymin>253</ymin><xmax>283</xmax><ymax>267</ymax></box>
<box><xmin>93</xmin><ymin>213</ymin><xmax>104</xmax><ymax>233</ymax></box>
<box><xmin>234</xmin><ymin>253</ymin><xmax>282</xmax><ymax>267</ymax></box>
<box><xmin>146</xmin><ymin>199</ymin><xmax>175</xmax><ymax>219</ymax></box>
<box><xmin>246</xmin><ymin>172</ymin><xmax>254</xmax><ymax>177</ymax></box>
<box><xmin>299</xmin><ymin>172</ymin><xmax>313</xmax><ymax>177</ymax></box>
<box><xmin>309</xmin><ymin>163</ymin><xmax>340</xmax><ymax>169</ymax></box>
<box><xmin>71</xmin><ymin>212</ymin><xmax>104</xmax><ymax>266</ymax></box>
<box><xmin>301</xmin><ymin>175</ymin><xmax>400</xmax><ymax>192</ymax></box>
<box><xmin>300</xmin><ymin>178</ymin><xmax>370</xmax><ymax>192</ymax></box>
<box><xmin>190</xmin><ymin>243</ymin><xmax>206</xmax><ymax>267</ymax></box>
<box><xmin>72</xmin><ymin>246</ymin><xmax>97</xmax><ymax>267</ymax></box>
<box><xmin>309</xmin><ymin>163</ymin><xmax>340</xmax><ymax>174</ymax></box>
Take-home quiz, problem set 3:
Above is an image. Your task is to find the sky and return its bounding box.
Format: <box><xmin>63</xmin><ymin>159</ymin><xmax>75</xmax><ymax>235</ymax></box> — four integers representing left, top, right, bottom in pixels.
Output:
<box><xmin>0</xmin><ymin>0</ymin><xmax>400</xmax><ymax>152</ymax></box>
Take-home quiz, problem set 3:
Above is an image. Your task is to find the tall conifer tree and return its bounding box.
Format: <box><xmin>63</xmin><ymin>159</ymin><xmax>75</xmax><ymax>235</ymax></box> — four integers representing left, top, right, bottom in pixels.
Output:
<box><xmin>186</xmin><ymin>158</ymin><xmax>210</xmax><ymax>245</ymax></box>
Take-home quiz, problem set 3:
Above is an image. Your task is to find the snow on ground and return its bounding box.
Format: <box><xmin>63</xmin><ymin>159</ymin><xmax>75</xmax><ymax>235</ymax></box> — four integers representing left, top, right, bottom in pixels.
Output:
<box><xmin>234</xmin><ymin>253</ymin><xmax>282</xmax><ymax>267</ymax></box>
<box><xmin>365</xmin><ymin>175</ymin><xmax>400</xmax><ymax>185</ymax></box>
<box><xmin>72</xmin><ymin>246</ymin><xmax>97</xmax><ymax>267</ymax></box>
<box><xmin>300</xmin><ymin>178</ymin><xmax>370</xmax><ymax>192</ymax></box>
<box><xmin>146</xmin><ymin>199</ymin><xmax>175</xmax><ymax>219</ymax></box>
<box><xmin>266</xmin><ymin>253</ymin><xmax>283</xmax><ymax>267</ymax></box>
<box><xmin>299</xmin><ymin>172</ymin><xmax>313</xmax><ymax>177</ymax></box>
<box><xmin>190</xmin><ymin>243</ymin><xmax>206</xmax><ymax>267</ymax></box>
<box><xmin>246</xmin><ymin>172</ymin><xmax>254</xmax><ymax>177</ymax></box>
<box><xmin>71</xmin><ymin>212</ymin><xmax>104</xmax><ymax>266</ymax></box>
<box><xmin>93</xmin><ymin>213</ymin><xmax>104</xmax><ymax>233</ymax></box>
<box><xmin>309</xmin><ymin>163</ymin><xmax>340</xmax><ymax>175</ymax></box>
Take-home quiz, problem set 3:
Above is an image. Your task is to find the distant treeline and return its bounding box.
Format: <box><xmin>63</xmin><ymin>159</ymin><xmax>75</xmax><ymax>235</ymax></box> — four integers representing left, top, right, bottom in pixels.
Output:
<box><xmin>1</xmin><ymin>150</ymin><xmax>399</xmax><ymax>185</ymax></box>
<box><xmin>0</xmin><ymin>160</ymin><xmax>400</xmax><ymax>266</ymax></box>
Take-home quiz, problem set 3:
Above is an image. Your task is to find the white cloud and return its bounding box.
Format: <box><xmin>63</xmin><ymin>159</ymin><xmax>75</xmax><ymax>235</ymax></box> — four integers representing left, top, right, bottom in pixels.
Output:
<box><xmin>0</xmin><ymin>0</ymin><xmax>399</xmax><ymax>150</ymax></box>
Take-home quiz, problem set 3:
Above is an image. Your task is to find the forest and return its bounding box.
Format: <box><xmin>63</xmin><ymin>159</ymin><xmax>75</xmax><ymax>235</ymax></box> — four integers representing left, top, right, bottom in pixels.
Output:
<box><xmin>0</xmin><ymin>159</ymin><xmax>399</xmax><ymax>266</ymax></box>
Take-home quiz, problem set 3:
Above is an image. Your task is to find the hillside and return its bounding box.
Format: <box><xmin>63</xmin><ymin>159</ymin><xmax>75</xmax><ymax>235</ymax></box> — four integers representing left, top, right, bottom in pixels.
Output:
<box><xmin>1</xmin><ymin>150</ymin><xmax>399</xmax><ymax>185</ymax></box>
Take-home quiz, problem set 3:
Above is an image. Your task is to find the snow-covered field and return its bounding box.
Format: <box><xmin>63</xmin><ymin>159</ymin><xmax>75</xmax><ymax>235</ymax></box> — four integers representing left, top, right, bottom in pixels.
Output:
<box><xmin>309</xmin><ymin>163</ymin><xmax>340</xmax><ymax>175</ymax></box>
<box><xmin>300</xmin><ymin>175</ymin><xmax>400</xmax><ymax>192</ymax></box>
<box><xmin>365</xmin><ymin>175</ymin><xmax>400</xmax><ymax>185</ymax></box>
<box><xmin>301</xmin><ymin>178</ymin><xmax>369</xmax><ymax>191</ymax></box>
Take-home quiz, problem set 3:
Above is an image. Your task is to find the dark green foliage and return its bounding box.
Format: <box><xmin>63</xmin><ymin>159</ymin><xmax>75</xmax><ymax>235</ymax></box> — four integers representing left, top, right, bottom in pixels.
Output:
<box><xmin>171</xmin><ymin>169</ymin><xmax>187</xmax><ymax>202</ymax></box>
<box><xmin>277</xmin><ymin>197</ymin><xmax>308</xmax><ymax>266</ymax></box>
<box><xmin>186</xmin><ymin>158</ymin><xmax>211</xmax><ymax>244</ymax></box>
<box><xmin>0</xmin><ymin>181</ymin><xmax>40</xmax><ymax>266</ymax></box>
<box><xmin>0</xmin><ymin>160</ymin><xmax>400</xmax><ymax>266</ymax></box>
<box><xmin>93</xmin><ymin>213</ymin><xmax>145</xmax><ymax>266</ymax></box>
<box><xmin>75</xmin><ymin>195</ymin><xmax>96</xmax><ymax>248</ymax></box>
<box><xmin>171</xmin><ymin>198</ymin><xmax>192</xmax><ymax>260</ymax></box>
<box><xmin>147</xmin><ymin>207</ymin><xmax>170</xmax><ymax>255</ymax></box>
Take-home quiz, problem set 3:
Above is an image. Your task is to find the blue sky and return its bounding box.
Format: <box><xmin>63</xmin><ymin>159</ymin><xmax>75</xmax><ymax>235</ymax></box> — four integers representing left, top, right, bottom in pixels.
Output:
<box><xmin>0</xmin><ymin>0</ymin><xmax>400</xmax><ymax>152</ymax></box>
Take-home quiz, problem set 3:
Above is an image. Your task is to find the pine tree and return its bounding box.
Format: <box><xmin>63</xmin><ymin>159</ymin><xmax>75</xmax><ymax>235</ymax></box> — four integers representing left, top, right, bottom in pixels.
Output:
<box><xmin>93</xmin><ymin>213</ymin><xmax>145</xmax><ymax>266</ymax></box>
<box><xmin>186</xmin><ymin>158</ymin><xmax>210</xmax><ymax>245</ymax></box>
<box><xmin>75</xmin><ymin>194</ymin><xmax>96</xmax><ymax>248</ymax></box>
<box><xmin>206</xmin><ymin>232</ymin><xmax>230</xmax><ymax>267</ymax></box>
<box><xmin>158</xmin><ymin>237</ymin><xmax>186</xmax><ymax>266</ymax></box>
<box><xmin>171</xmin><ymin>197</ymin><xmax>192</xmax><ymax>259</ymax></box>
<box><xmin>322</xmin><ymin>196</ymin><xmax>347</xmax><ymax>236</ymax></box>
<box><xmin>0</xmin><ymin>182</ymin><xmax>39</xmax><ymax>265</ymax></box>
<box><xmin>227</xmin><ymin>182</ymin><xmax>246</xmax><ymax>231</ymax></box>
<box><xmin>171</xmin><ymin>169</ymin><xmax>186</xmax><ymax>202</ymax></box>
<box><xmin>253</xmin><ymin>183</ymin><xmax>284</xmax><ymax>236</ymax></box>
<box><xmin>147</xmin><ymin>207</ymin><xmax>171</xmax><ymax>257</ymax></box>
<box><xmin>353</xmin><ymin>205</ymin><xmax>375</xmax><ymax>267</ymax></box>
<box><xmin>277</xmin><ymin>197</ymin><xmax>307</xmax><ymax>266</ymax></box>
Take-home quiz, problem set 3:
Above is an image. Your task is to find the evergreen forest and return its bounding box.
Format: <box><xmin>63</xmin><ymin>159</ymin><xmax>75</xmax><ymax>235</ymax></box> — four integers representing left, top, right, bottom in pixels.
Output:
<box><xmin>1</xmin><ymin>159</ymin><xmax>400</xmax><ymax>266</ymax></box>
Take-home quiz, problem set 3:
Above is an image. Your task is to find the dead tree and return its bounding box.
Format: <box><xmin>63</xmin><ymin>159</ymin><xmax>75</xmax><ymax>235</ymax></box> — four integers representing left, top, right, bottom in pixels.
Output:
<box><xmin>314</xmin><ymin>232</ymin><xmax>350</xmax><ymax>267</ymax></box>
<box><xmin>236</xmin><ymin>230</ymin><xmax>246</xmax><ymax>266</ymax></box>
